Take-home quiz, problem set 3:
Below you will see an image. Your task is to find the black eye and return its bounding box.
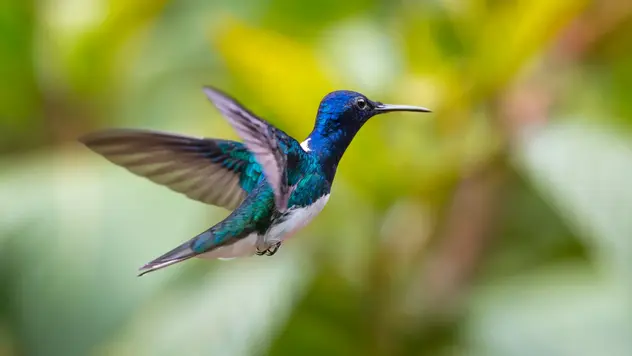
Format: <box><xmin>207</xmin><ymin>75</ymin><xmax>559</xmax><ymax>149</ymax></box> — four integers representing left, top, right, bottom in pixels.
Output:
<box><xmin>355</xmin><ymin>98</ymin><xmax>368</xmax><ymax>110</ymax></box>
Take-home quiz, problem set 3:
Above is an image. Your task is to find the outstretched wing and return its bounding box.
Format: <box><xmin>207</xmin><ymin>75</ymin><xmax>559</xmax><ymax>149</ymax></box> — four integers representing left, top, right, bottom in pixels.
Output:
<box><xmin>79</xmin><ymin>129</ymin><xmax>262</xmax><ymax>210</ymax></box>
<box><xmin>203</xmin><ymin>86</ymin><xmax>299</xmax><ymax>212</ymax></box>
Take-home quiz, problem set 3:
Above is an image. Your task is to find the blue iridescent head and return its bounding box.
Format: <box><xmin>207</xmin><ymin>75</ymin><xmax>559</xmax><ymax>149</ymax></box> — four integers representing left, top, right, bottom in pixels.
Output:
<box><xmin>314</xmin><ymin>90</ymin><xmax>430</xmax><ymax>130</ymax></box>
<box><xmin>304</xmin><ymin>90</ymin><xmax>430</xmax><ymax>174</ymax></box>
<box><xmin>305</xmin><ymin>90</ymin><xmax>430</xmax><ymax>153</ymax></box>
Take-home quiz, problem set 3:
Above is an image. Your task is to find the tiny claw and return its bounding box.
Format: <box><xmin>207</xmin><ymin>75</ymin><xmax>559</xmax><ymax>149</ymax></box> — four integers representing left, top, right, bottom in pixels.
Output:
<box><xmin>264</xmin><ymin>242</ymin><xmax>281</xmax><ymax>256</ymax></box>
<box><xmin>255</xmin><ymin>241</ymin><xmax>281</xmax><ymax>256</ymax></box>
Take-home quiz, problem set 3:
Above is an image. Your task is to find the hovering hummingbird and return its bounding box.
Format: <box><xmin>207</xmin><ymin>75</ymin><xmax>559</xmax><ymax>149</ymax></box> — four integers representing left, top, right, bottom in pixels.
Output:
<box><xmin>80</xmin><ymin>87</ymin><xmax>431</xmax><ymax>276</ymax></box>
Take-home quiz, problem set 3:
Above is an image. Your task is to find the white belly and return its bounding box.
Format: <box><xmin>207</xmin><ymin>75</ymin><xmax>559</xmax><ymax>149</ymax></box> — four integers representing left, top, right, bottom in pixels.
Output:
<box><xmin>266</xmin><ymin>194</ymin><xmax>330</xmax><ymax>244</ymax></box>
<box><xmin>198</xmin><ymin>233</ymin><xmax>258</xmax><ymax>259</ymax></box>
<box><xmin>197</xmin><ymin>194</ymin><xmax>330</xmax><ymax>260</ymax></box>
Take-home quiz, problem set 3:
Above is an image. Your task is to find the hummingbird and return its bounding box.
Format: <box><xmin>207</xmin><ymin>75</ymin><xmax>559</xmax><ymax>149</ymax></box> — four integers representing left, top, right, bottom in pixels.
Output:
<box><xmin>80</xmin><ymin>87</ymin><xmax>430</xmax><ymax>276</ymax></box>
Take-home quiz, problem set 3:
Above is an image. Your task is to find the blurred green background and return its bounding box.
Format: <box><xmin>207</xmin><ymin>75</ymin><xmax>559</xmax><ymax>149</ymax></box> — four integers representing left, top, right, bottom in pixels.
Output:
<box><xmin>2</xmin><ymin>0</ymin><xmax>632</xmax><ymax>355</ymax></box>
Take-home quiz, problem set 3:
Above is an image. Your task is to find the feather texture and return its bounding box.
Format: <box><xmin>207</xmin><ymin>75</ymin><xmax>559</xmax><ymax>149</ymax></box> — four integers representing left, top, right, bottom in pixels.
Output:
<box><xmin>79</xmin><ymin>129</ymin><xmax>262</xmax><ymax>210</ymax></box>
<box><xmin>203</xmin><ymin>86</ymin><xmax>295</xmax><ymax>212</ymax></box>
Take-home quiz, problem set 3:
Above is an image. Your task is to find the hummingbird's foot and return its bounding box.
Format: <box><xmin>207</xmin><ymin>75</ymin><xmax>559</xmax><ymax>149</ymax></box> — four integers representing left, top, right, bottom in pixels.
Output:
<box><xmin>265</xmin><ymin>242</ymin><xmax>281</xmax><ymax>256</ymax></box>
<box><xmin>255</xmin><ymin>242</ymin><xmax>281</xmax><ymax>256</ymax></box>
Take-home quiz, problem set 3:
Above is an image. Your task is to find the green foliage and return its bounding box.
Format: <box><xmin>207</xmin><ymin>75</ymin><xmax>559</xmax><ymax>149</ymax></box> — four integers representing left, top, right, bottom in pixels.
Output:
<box><xmin>1</xmin><ymin>0</ymin><xmax>632</xmax><ymax>355</ymax></box>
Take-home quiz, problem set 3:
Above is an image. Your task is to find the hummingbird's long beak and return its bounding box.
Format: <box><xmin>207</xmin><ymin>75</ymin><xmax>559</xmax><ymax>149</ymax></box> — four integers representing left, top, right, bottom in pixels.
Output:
<box><xmin>374</xmin><ymin>103</ymin><xmax>431</xmax><ymax>113</ymax></box>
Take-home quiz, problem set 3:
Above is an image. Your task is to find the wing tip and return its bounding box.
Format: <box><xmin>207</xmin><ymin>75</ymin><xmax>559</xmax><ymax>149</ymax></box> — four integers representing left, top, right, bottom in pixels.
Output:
<box><xmin>202</xmin><ymin>86</ymin><xmax>245</xmax><ymax>109</ymax></box>
<box><xmin>202</xmin><ymin>85</ymin><xmax>224</xmax><ymax>99</ymax></box>
<box><xmin>77</xmin><ymin>129</ymin><xmax>131</xmax><ymax>148</ymax></box>
<box><xmin>77</xmin><ymin>131</ymin><xmax>100</xmax><ymax>146</ymax></box>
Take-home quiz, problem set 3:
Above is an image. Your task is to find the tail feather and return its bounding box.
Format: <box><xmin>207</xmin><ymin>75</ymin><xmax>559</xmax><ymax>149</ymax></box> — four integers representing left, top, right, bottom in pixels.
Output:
<box><xmin>138</xmin><ymin>242</ymin><xmax>197</xmax><ymax>277</ymax></box>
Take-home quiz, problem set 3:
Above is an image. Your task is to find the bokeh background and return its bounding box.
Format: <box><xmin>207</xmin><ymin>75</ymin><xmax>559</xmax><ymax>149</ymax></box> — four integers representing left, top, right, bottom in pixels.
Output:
<box><xmin>2</xmin><ymin>0</ymin><xmax>632</xmax><ymax>355</ymax></box>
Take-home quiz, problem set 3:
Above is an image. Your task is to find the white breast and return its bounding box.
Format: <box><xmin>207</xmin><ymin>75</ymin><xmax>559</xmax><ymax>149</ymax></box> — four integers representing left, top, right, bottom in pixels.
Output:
<box><xmin>265</xmin><ymin>194</ymin><xmax>330</xmax><ymax>245</ymax></box>
<box><xmin>300</xmin><ymin>138</ymin><xmax>311</xmax><ymax>152</ymax></box>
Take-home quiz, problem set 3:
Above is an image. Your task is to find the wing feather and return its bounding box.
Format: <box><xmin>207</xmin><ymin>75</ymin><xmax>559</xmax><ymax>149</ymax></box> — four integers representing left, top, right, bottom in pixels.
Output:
<box><xmin>202</xmin><ymin>86</ymin><xmax>293</xmax><ymax>211</ymax></box>
<box><xmin>79</xmin><ymin>129</ymin><xmax>261</xmax><ymax>210</ymax></box>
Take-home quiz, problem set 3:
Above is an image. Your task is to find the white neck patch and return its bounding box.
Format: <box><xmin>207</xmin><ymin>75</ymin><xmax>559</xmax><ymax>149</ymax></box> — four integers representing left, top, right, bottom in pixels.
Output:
<box><xmin>300</xmin><ymin>138</ymin><xmax>311</xmax><ymax>152</ymax></box>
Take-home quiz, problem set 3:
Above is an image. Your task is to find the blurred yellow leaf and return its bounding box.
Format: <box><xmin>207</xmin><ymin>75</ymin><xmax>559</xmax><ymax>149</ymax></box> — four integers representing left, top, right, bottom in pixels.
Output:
<box><xmin>471</xmin><ymin>0</ymin><xmax>589</xmax><ymax>97</ymax></box>
<box><xmin>211</xmin><ymin>18</ymin><xmax>340</xmax><ymax>136</ymax></box>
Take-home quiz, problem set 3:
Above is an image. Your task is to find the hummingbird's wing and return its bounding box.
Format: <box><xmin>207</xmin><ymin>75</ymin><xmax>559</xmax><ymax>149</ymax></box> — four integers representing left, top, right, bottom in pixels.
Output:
<box><xmin>79</xmin><ymin>129</ymin><xmax>262</xmax><ymax>210</ymax></box>
<box><xmin>203</xmin><ymin>86</ymin><xmax>299</xmax><ymax>212</ymax></box>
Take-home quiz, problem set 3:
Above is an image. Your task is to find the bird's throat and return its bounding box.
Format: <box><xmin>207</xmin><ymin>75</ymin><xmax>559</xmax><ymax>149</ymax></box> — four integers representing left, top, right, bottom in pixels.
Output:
<box><xmin>303</xmin><ymin>124</ymin><xmax>361</xmax><ymax>181</ymax></box>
